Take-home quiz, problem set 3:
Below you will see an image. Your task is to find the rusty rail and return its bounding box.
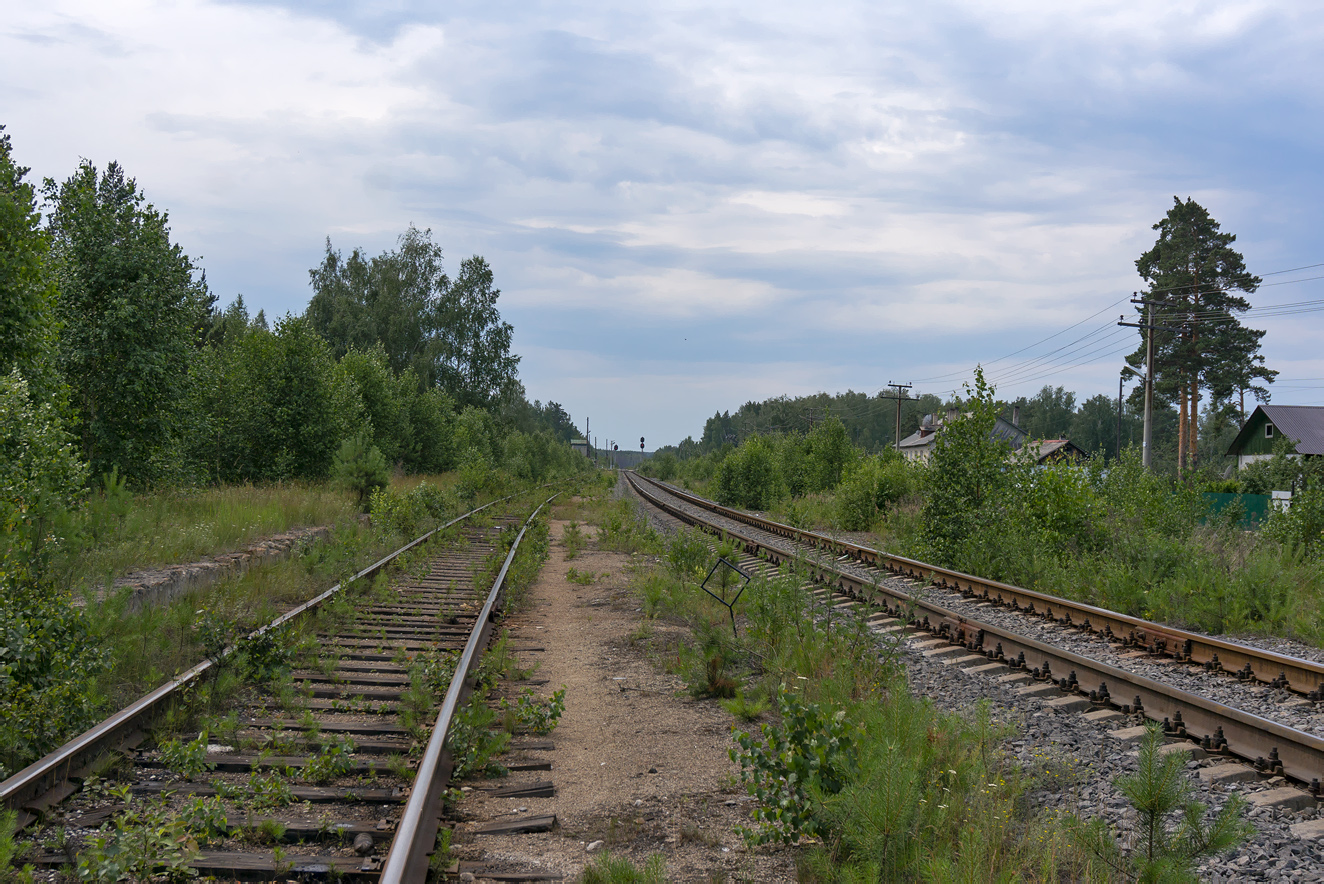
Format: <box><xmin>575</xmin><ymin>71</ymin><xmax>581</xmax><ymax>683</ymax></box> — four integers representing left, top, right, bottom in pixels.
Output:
<box><xmin>379</xmin><ymin>492</ymin><xmax>559</xmax><ymax>884</ymax></box>
<box><xmin>626</xmin><ymin>471</ymin><xmax>1324</xmax><ymax>792</ymax></box>
<box><xmin>629</xmin><ymin>473</ymin><xmax>1324</xmax><ymax>698</ymax></box>
<box><xmin>0</xmin><ymin>488</ymin><xmax>535</xmax><ymax>824</ymax></box>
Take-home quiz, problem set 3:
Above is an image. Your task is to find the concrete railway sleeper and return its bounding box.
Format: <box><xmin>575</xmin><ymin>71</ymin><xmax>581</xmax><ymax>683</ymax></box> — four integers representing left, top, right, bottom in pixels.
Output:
<box><xmin>624</xmin><ymin>470</ymin><xmax>1324</xmax><ymax>818</ymax></box>
<box><xmin>1</xmin><ymin>489</ymin><xmax>561</xmax><ymax>883</ymax></box>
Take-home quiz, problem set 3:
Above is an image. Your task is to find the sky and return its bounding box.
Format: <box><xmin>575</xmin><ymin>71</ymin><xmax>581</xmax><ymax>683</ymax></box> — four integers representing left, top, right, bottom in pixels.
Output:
<box><xmin>5</xmin><ymin>0</ymin><xmax>1324</xmax><ymax>449</ymax></box>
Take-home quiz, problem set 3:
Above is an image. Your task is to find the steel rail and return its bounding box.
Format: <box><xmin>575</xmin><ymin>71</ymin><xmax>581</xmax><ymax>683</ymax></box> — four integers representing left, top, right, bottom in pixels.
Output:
<box><xmin>0</xmin><ymin>488</ymin><xmax>534</xmax><ymax>822</ymax></box>
<box><xmin>628</xmin><ymin>473</ymin><xmax>1324</xmax><ymax>698</ymax></box>
<box><xmin>379</xmin><ymin>492</ymin><xmax>559</xmax><ymax>884</ymax></box>
<box><xmin>626</xmin><ymin>472</ymin><xmax>1324</xmax><ymax>793</ymax></box>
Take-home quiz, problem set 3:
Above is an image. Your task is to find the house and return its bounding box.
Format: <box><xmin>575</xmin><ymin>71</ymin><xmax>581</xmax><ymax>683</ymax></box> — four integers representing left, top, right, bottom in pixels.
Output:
<box><xmin>1019</xmin><ymin>439</ymin><xmax>1087</xmax><ymax>464</ymax></box>
<box><xmin>898</xmin><ymin>411</ymin><xmax>1086</xmax><ymax>464</ymax></box>
<box><xmin>898</xmin><ymin>410</ymin><xmax>1028</xmax><ymax>462</ymax></box>
<box><xmin>570</xmin><ymin>437</ymin><xmax>590</xmax><ymax>458</ymax></box>
<box><xmin>1226</xmin><ymin>405</ymin><xmax>1324</xmax><ymax>470</ymax></box>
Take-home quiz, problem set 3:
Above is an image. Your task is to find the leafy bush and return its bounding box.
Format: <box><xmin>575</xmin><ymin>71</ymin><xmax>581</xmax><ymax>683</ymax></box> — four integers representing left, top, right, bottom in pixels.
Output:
<box><xmin>501</xmin><ymin>686</ymin><xmax>566</xmax><ymax>735</ymax></box>
<box><xmin>0</xmin><ymin>370</ymin><xmax>87</xmax><ymax>571</ymax></box>
<box><xmin>836</xmin><ymin>452</ymin><xmax>915</xmax><ymax>530</ymax></box>
<box><xmin>76</xmin><ymin>788</ymin><xmax>200</xmax><ymax>883</ymax></box>
<box><xmin>447</xmin><ymin>697</ymin><xmax>510</xmax><ymax>779</ymax></box>
<box><xmin>159</xmin><ymin>731</ymin><xmax>214</xmax><ymax>780</ymax></box>
<box><xmin>234</xmin><ymin>628</ymin><xmax>294</xmax><ymax>683</ymax></box>
<box><xmin>0</xmin><ymin>574</ymin><xmax>107</xmax><ymax>779</ymax></box>
<box><xmin>1265</xmin><ymin>484</ymin><xmax>1324</xmax><ymax>558</ymax></box>
<box><xmin>407</xmin><ymin>481</ymin><xmax>454</xmax><ymax>521</ymax></box>
<box><xmin>303</xmin><ymin>738</ymin><xmax>356</xmax><ymax>784</ymax></box>
<box><xmin>715</xmin><ymin>435</ymin><xmax>784</xmax><ymax>510</ymax></box>
<box><xmin>370</xmin><ymin>487</ymin><xmax>424</xmax><ymax>538</ymax></box>
<box><xmin>730</xmin><ymin>689</ymin><xmax>856</xmax><ymax>844</ymax></box>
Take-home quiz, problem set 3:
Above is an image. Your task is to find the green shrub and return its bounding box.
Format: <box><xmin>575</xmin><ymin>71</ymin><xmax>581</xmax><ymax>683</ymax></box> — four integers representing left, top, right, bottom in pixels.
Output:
<box><xmin>500</xmin><ymin>686</ymin><xmax>566</xmax><ymax>735</ymax></box>
<box><xmin>331</xmin><ymin>431</ymin><xmax>389</xmax><ymax>510</ymax></box>
<box><xmin>76</xmin><ymin>789</ymin><xmax>200</xmax><ymax>883</ymax></box>
<box><xmin>715</xmin><ymin>435</ymin><xmax>784</xmax><ymax>510</ymax></box>
<box><xmin>1071</xmin><ymin>722</ymin><xmax>1251</xmax><ymax>881</ymax></box>
<box><xmin>836</xmin><ymin>452</ymin><xmax>916</xmax><ymax>531</ymax></box>
<box><xmin>370</xmin><ymin>487</ymin><xmax>423</xmax><ymax>538</ymax></box>
<box><xmin>303</xmin><ymin>738</ymin><xmax>356</xmax><ymax>785</ymax></box>
<box><xmin>730</xmin><ymin>689</ymin><xmax>856</xmax><ymax>844</ymax></box>
<box><xmin>159</xmin><ymin>731</ymin><xmax>213</xmax><ymax>780</ymax></box>
<box><xmin>406</xmin><ymin>481</ymin><xmax>454</xmax><ymax>521</ymax></box>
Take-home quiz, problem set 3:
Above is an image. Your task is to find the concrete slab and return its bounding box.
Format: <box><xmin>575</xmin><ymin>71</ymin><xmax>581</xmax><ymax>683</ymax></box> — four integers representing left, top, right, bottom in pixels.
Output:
<box><xmin>1016</xmin><ymin>683</ymin><xmax>1063</xmax><ymax>698</ymax></box>
<box><xmin>1157</xmin><ymin>741</ymin><xmax>1206</xmax><ymax>760</ymax></box>
<box><xmin>1083</xmin><ymin>709</ymin><xmax>1124</xmax><ymax>723</ymax></box>
<box><xmin>963</xmin><ymin>662</ymin><xmax>1010</xmax><ymax>677</ymax></box>
<box><xmin>1200</xmin><ymin>764</ymin><xmax>1260</xmax><ymax>786</ymax></box>
<box><xmin>1110</xmin><ymin>726</ymin><xmax>1150</xmax><ymax>744</ymax></box>
<box><xmin>872</xmin><ymin>625</ymin><xmax>906</xmax><ymax>635</ymax></box>
<box><xmin>868</xmin><ymin>615</ymin><xmax>901</xmax><ymax>625</ymax></box>
<box><xmin>1249</xmin><ymin>788</ymin><xmax>1315</xmax><ymax>812</ymax></box>
<box><xmin>1290</xmin><ymin>819</ymin><xmax>1324</xmax><ymax>840</ymax></box>
<box><xmin>945</xmin><ymin>655</ymin><xmax>988</xmax><ymax>667</ymax></box>
<box><xmin>909</xmin><ymin>638</ymin><xmax>949</xmax><ymax>650</ymax></box>
<box><xmin>922</xmin><ymin>645</ymin><xmax>965</xmax><ymax>659</ymax></box>
<box><xmin>998</xmin><ymin>672</ymin><xmax>1034</xmax><ymax>686</ymax></box>
<box><xmin>1045</xmin><ymin>696</ymin><xmax>1092</xmax><ymax>713</ymax></box>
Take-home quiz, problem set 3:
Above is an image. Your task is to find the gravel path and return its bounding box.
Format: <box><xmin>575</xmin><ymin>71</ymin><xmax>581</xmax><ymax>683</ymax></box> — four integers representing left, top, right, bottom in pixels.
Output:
<box><xmin>621</xmin><ymin>475</ymin><xmax>1324</xmax><ymax>882</ymax></box>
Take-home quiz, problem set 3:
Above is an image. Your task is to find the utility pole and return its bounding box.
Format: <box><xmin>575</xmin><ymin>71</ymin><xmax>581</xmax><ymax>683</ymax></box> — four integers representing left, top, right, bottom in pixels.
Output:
<box><xmin>1120</xmin><ymin>299</ymin><xmax>1176</xmax><ymax>470</ymax></box>
<box><xmin>879</xmin><ymin>382</ymin><xmax>913</xmax><ymax>451</ymax></box>
<box><xmin>1117</xmin><ymin>373</ymin><xmax>1123</xmax><ymax>461</ymax></box>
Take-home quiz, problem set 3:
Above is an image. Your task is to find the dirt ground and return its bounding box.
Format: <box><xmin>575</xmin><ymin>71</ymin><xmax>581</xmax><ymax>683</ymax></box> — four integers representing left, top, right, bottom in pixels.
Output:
<box><xmin>447</xmin><ymin>518</ymin><xmax>798</xmax><ymax>883</ymax></box>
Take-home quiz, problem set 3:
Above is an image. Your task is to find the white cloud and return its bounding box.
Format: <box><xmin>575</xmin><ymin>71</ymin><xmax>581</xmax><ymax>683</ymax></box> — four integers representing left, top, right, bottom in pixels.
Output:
<box><xmin>4</xmin><ymin>0</ymin><xmax>1323</xmax><ymax>444</ymax></box>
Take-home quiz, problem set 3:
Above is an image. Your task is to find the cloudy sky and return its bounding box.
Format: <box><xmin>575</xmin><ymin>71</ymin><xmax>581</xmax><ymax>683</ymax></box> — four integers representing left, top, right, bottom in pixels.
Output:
<box><xmin>5</xmin><ymin>1</ymin><xmax>1323</xmax><ymax>448</ymax></box>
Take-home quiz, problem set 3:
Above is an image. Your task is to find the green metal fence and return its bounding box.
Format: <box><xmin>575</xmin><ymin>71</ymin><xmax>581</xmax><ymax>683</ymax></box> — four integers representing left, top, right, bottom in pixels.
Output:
<box><xmin>1201</xmin><ymin>492</ymin><xmax>1272</xmax><ymax>528</ymax></box>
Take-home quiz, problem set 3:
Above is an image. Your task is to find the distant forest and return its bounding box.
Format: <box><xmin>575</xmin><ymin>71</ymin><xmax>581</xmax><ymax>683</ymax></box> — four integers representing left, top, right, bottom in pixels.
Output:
<box><xmin>660</xmin><ymin>384</ymin><xmax>1248</xmax><ymax>475</ymax></box>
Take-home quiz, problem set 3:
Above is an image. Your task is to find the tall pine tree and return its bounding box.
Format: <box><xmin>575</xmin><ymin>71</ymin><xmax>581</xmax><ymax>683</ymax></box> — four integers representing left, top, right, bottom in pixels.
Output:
<box><xmin>1126</xmin><ymin>197</ymin><xmax>1274</xmax><ymax>474</ymax></box>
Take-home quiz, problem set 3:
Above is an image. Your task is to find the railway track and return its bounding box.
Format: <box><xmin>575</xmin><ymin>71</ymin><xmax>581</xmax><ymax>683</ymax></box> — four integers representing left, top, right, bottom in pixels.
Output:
<box><xmin>1</xmin><ymin>491</ymin><xmax>558</xmax><ymax>883</ymax></box>
<box><xmin>624</xmin><ymin>471</ymin><xmax>1324</xmax><ymax>810</ymax></box>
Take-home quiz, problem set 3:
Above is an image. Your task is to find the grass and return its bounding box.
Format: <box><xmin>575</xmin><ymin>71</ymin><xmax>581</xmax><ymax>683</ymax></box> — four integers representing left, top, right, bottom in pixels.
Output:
<box><xmin>580</xmin><ymin>852</ymin><xmax>666</xmax><ymax>884</ymax></box>
<box><xmin>55</xmin><ymin>481</ymin><xmax>361</xmax><ymax>592</ymax></box>
<box><xmin>614</xmin><ymin>522</ymin><xmax>1102</xmax><ymax>880</ymax></box>
<box><xmin>82</xmin><ymin>479</ymin><xmax>525</xmax><ymax>729</ymax></box>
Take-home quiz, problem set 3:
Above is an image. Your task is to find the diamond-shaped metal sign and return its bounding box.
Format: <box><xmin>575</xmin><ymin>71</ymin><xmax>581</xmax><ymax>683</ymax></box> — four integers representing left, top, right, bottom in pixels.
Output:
<box><xmin>700</xmin><ymin>556</ymin><xmax>750</xmax><ymax>637</ymax></box>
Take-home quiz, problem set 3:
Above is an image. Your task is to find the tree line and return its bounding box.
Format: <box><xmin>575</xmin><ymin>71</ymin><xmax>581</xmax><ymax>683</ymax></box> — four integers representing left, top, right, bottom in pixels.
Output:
<box><xmin>1</xmin><ymin>123</ymin><xmax>585</xmax><ymax>575</ymax></box>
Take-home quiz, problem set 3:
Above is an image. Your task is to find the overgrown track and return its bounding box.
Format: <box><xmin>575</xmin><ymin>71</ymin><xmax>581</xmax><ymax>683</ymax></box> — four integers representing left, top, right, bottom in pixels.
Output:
<box><xmin>625</xmin><ymin>471</ymin><xmax>1324</xmax><ymax>799</ymax></box>
<box><xmin>1</xmin><ymin>492</ymin><xmax>557</xmax><ymax>882</ymax></box>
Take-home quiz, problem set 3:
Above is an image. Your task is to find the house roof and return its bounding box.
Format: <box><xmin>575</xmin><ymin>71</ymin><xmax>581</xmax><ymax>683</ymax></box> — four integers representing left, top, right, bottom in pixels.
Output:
<box><xmin>1227</xmin><ymin>405</ymin><xmax>1324</xmax><ymax>456</ymax></box>
<box><xmin>898</xmin><ymin>428</ymin><xmax>937</xmax><ymax>449</ymax></box>
<box><xmin>1020</xmin><ymin>439</ymin><xmax>1086</xmax><ymax>462</ymax></box>
<box><xmin>898</xmin><ymin>415</ymin><xmax>1029</xmax><ymax>451</ymax></box>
